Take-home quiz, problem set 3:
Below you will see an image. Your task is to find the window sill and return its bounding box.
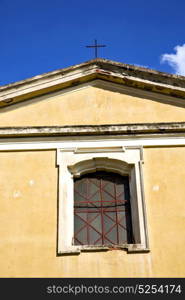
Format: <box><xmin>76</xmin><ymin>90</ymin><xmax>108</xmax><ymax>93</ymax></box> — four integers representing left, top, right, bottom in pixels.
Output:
<box><xmin>58</xmin><ymin>244</ymin><xmax>150</xmax><ymax>255</ymax></box>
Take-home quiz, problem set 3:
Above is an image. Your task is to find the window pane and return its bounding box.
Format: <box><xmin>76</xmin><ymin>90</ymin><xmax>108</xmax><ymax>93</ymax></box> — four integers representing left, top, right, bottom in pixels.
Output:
<box><xmin>74</xmin><ymin>212</ymin><xmax>87</xmax><ymax>245</ymax></box>
<box><xmin>74</xmin><ymin>171</ymin><xmax>133</xmax><ymax>246</ymax></box>
<box><xmin>105</xmin><ymin>225</ymin><xmax>117</xmax><ymax>245</ymax></box>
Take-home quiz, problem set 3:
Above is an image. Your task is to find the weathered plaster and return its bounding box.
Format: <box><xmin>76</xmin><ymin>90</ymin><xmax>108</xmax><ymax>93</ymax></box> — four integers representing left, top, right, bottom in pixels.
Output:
<box><xmin>1</xmin><ymin>58</ymin><xmax>185</xmax><ymax>108</ymax></box>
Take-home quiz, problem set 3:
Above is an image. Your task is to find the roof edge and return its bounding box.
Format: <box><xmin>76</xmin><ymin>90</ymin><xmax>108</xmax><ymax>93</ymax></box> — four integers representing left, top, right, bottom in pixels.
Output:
<box><xmin>1</xmin><ymin>58</ymin><xmax>185</xmax><ymax>108</ymax></box>
<box><xmin>1</xmin><ymin>58</ymin><xmax>185</xmax><ymax>91</ymax></box>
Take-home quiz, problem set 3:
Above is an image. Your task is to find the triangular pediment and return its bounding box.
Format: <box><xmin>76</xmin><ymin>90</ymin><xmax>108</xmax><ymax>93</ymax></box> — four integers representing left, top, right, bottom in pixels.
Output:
<box><xmin>1</xmin><ymin>58</ymin><xmax>185</xmax><ymax>109</ymax></box>
<box><xmin>1</xmin><ymin>59</ymin><xmax>185</xmax><ymax>128</ymax></box>
<box><xmin>1</xmin><ymin>80</ymin><xmax>185</xmax><ymax>127</ymax></box>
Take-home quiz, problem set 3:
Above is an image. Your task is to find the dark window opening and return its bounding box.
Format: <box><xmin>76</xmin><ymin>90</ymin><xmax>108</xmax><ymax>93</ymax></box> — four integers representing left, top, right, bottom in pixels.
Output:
<box><xmin>74</xmin><ymin>171</ymin><xmax>133</xmax><ymax>247</ymax></box>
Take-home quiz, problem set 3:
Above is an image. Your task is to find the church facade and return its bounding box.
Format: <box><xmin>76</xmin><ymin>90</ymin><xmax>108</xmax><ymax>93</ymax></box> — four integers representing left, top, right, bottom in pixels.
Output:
<box><xmin>0</xmin><ymin>58</ymin><xmax>185</xmax><ymax>277</ymax></box>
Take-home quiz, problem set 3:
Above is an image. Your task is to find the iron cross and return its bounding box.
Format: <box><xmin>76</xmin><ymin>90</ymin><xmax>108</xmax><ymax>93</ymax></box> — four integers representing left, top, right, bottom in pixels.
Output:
<box><xmin>86</xmin><ymin>39</ymin><xmax>106</xmax><ymax>58</ymax></box>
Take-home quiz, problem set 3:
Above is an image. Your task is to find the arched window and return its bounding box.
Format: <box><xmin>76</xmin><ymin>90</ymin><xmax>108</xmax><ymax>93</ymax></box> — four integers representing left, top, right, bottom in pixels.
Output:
<box><xmin>57</xmin><ymin>148</ymin><xmax>149</xmax><ymax>254</ymax></box>
<box><xmin>74</xmin><ymin>171</ymin><xmax>133</xmax><ymax>247</ymax></box>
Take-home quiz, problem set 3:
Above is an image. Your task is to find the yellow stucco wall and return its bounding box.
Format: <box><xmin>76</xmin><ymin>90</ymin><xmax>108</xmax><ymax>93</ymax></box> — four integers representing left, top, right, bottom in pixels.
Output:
<box><xmin>0</xmin><ymin>148</ymin><xmax>184</xmax><ymax>277</ymax></box>
<box><xmin>1</xmin><ymin>86</ymin><xmax>185</xmax><ymax>126</ymax></box>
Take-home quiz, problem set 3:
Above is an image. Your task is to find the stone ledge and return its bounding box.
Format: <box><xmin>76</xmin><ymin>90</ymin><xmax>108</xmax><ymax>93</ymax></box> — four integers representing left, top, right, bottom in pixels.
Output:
<box><xmin>57</xmin><ymin>244</ymin><xmax>150</xmax><ymax>256</ymax></box>
<box><xmin>0</xmin><ymin>122</ymin><xmax>185</xmax><ymax>137</ymax></box>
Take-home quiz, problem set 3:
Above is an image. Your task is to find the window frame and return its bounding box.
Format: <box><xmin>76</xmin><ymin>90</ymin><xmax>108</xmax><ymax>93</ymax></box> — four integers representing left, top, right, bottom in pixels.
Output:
<box><xmin>73</xmin><ymin>171</ymin><xmax>133</xmax><ymax>247</ymax></box>
<box><xmin>57</xmin><ymin>146</ymin><xmax>149</xmax><ymax>254</ymax></box>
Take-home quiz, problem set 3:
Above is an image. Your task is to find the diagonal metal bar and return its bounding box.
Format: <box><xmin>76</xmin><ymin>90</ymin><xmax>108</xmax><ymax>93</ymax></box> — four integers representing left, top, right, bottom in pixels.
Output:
<box><xmin>74</xmin><ymin>212</ymin><xmax>100</xmax><ymax>237</ymax></box>
<box><xmin>74</xmin><ymin>212</ymin><xmax>102</xmax><ymax>237</ymax></box>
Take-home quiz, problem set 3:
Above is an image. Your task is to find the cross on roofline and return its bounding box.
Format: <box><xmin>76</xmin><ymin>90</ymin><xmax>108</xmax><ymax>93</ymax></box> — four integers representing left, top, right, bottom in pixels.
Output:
<box><xmin>86</xmin><ymin>39</ymin><xmax>106</xmax><ymax>58</ymax></box>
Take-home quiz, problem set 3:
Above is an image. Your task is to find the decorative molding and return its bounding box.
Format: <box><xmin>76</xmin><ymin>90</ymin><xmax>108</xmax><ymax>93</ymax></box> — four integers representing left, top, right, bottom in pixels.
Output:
<box><xmin>1</xmin><ymin>58</ymin><xmax>185</xmax><ymax>108</ymax></box>
<box><xmin>1</xmin><ymin>136</ymin><xmax>185</xmax><ymax>152</ymax></box>
<box><xmin>68</xmin><ymin>157</ymin><xmax>131</xmax><ymax>177</ymax></box>
<box><xmin>1</xmin><ymin>122</ymin><xmax>185</xmax><ymax>137</ymax></box>
<box><xmin>74</xmin><ymin>146</ymin><xmax>126</xmax><ymax>153</ymax></box>
<box><xmin>57</xmin><ymin>145</ymin><xmax>149</xmax><ymax>254</ymax></box>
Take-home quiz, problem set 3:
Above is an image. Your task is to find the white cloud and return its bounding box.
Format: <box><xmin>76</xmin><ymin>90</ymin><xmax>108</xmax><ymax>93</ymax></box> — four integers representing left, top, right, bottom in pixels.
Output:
<box><xmin>161</xmin><ymin>44</ymin><xmax>185</xmax><ymax>76</ymax></box>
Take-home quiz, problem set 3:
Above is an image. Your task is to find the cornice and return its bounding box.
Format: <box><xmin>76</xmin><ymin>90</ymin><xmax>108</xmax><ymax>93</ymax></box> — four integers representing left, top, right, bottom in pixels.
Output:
<box><xmin>0</xmin><ymin>122</ymin><xmax>185</xmax><ymax>137</ymax></box>
<box><xmin>1</xmin><ymin>59</ymin><xmax>185</xmax><ymax>108</ymax></box>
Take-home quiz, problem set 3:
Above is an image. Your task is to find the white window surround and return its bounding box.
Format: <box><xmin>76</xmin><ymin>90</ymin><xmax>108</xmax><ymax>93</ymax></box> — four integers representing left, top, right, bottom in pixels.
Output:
<box><xmin>57</xmin><ymin>145</ymin><xmax>149</xmax><ymax>254</ymax></box>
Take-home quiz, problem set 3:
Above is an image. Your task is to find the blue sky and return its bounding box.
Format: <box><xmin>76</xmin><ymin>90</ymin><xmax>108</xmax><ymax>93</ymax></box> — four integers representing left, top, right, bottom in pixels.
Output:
<box><xmin>0</xmin><ymin>0</ymin><xmax>185</xmax><ymax>85</ymax></box>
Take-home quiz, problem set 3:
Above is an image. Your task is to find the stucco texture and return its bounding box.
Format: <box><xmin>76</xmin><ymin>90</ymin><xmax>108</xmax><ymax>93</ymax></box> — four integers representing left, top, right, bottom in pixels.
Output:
<box><xmin>1</xmin><ymin>86</ymin><xmax>185</xmax><ymax>126</ymax></box>
<box><xmin>0</xmin><ymin>148</ymin><xmax>184</xmax><ymax>277</ymax></box>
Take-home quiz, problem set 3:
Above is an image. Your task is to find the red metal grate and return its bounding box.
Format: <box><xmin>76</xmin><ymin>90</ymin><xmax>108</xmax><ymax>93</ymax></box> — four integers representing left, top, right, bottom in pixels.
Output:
<box><xmin>74</xmin><ymin>171</ymin><xmax>133</xmax><ymax>246</ymax></box>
